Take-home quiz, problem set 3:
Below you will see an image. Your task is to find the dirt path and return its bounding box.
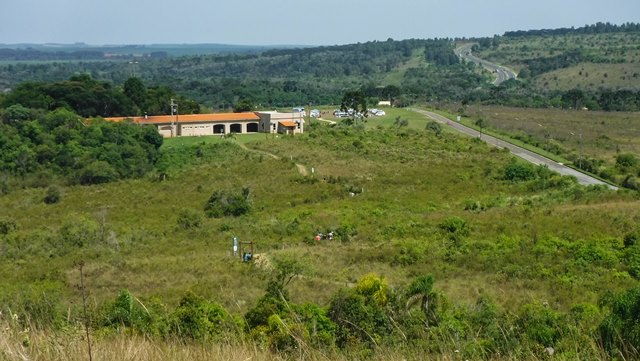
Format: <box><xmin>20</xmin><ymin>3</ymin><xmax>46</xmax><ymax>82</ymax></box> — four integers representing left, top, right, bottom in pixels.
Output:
<box><xmin>237</xmin><ymin>142</ymin><xmax>308</xmax><ymax>176</ymax></box>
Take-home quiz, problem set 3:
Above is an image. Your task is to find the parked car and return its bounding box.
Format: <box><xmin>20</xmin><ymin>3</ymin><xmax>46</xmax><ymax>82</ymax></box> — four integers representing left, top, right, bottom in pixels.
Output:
<box><xmin>293</xmin><ymin>107</ymin><xmax>306</xmax><ymax>116</ymax></box>
<box><xmin>333</xmin><ymin>109</ymin><xmax>349</xmax><ymax>118</ymax></box>
<box><xmin>310</xmin><ymin>109</ymin><xmax>320</xmax><ymax>117</ymax></box>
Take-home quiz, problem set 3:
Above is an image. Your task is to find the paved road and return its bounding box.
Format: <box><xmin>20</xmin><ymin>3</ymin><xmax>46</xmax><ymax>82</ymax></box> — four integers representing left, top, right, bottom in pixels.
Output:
<box><xmin>411</xmin><ymin>108</ymin><xmax>617</xmax><ymax>189</ymax></box>
<box><xmin>454</xmin><ymin>43</ymin><xmax>517</xmax><ymax>85</ymax></box>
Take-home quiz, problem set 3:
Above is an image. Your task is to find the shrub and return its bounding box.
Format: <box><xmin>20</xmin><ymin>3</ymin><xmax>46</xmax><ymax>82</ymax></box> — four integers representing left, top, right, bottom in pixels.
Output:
<box><xmin>176</xmin><ymin>207</ymin><xmax>203</xmax><ymax>230</ymax></box>
<box><xmin>58</xmin><ymin>215</ymin><xmax>100</xmax><ymax>247</ymax></box>
<box><xmin>503</xmin><ymin>160</ymin><xmax>536</xmax><ymax>182</ymax></box>
<box><xmin>599</xmin><ymin>286</ymin><xmax>640</xmax><ymax>358</ymax></box>
<box><xmin>102</xmin><ymin>289</ymin><xmax>156</xmax><ymax>334</ymax></box>
<box><xmin>168</xmin><ymin>291</ymin><xmax>236</xmax><ymax>341</ymax></box>
<box><xmin>439</xmin><ymin>216</ymin><xmax>470</xmax><ymax>237</ymax></box>
<box><xmin>517</xmin><ymin>302</ymin><xmax>563</xmax><ymax>347</ymax></box>
<box><xmin>77</xmin><ymin>160</ymin><xmax>119</xmax><ymax>185</ymax></box>
<box><xmin>43</xmin><ymin>186</ymin><xmax>61</xmax><ymax>204</ymax></box>
<box><xmin>426</xmin><ymin>120</ymin><xmax>443</xmax><ymax>136</ymax></box>
<box><xmin>204</xmin><ymin>188</ymin><xmax>251</xmax><ymax>218</ymax></box>
<box><xmin>0</xmin><ymin>216</ymin><xmax>17</xmax><ymax>235</ymax></box>
<box><xmin>616</xmin><ymin>153</ymin><xmax>638</xmax><ymax>168</ymax></box>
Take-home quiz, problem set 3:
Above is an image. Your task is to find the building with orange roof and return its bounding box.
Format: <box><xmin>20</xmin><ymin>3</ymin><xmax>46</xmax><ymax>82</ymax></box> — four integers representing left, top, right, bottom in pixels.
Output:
<box><xmin>104</xmin><ymin>111</ymin><xmax>303</xmax><ymax>137</ymax></box>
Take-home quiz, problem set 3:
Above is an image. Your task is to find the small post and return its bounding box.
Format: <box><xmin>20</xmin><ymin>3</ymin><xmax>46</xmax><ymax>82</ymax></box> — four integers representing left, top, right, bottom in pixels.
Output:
<box><xmin>78</xmin><ymin>261</ymin><xmax>93</xmax><ymax>361</ymax></box>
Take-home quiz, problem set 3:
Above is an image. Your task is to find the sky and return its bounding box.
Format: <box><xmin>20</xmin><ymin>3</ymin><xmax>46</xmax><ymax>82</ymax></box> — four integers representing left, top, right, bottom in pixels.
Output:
<box><xmin>2</xmin><ymin>0</ymin><xmax>639</xmax><ymax>46</ymax></box>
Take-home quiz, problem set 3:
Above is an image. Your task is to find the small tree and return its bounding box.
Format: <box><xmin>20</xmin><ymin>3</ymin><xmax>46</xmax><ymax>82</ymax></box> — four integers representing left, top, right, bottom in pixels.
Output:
<box><xmin>44</xmin><ymin>186</ymin><xmax>61</xmax><ymax>204</ymax></box>
<box><xmin>340</xmin><ymin>90</ymin><xmax>367</xmax><ymax>124</ymax></box>
<box><xmin>475</xmin><ymin>117</ymin><xmax>486</xmax><ymax>139</ymax></box>
<box><xmin>426</xmin><ymin>120</ymin><xmax>443</xmax><ymax>136</ymax></box>
<box><xmin>406</xmin><ymin>275</ymin><xmax>438</xmax><ymax>327</ymax></box>
<box><xmin>204</xmin><ymin>188</ymin><xmax>251</xmax><ymax>218</ymax></box>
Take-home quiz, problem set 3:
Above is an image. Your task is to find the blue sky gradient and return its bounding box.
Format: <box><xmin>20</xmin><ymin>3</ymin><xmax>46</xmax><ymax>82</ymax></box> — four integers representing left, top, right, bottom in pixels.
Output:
<box><xmin>2</xmin><ymin>0</ymin><xmax>639</xmax><ymax>45</ymax></box>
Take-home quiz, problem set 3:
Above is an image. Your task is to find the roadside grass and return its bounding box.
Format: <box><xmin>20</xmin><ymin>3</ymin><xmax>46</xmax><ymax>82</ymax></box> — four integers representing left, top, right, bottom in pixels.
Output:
<box><xmin>431</xmin><ymin>104</ymin><xmax>640</xmax><ymax>185</ymax></box>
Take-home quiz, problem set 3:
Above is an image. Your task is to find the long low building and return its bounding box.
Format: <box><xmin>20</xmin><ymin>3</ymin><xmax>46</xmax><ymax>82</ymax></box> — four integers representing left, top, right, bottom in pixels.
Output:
<box><xmin>106</xmin><ymin>111</ymin><xmax>304</xmax><ymax>137</ymax></box>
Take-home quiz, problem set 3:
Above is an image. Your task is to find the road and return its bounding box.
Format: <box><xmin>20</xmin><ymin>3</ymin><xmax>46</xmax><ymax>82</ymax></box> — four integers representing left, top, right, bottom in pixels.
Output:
<box><xmin>454</xmin><ymin>43</ymin><xmax>517</xmax><ymax>85</ymax></box>
<box><xmin>411</xmin><ymin>108</ymin><xmax>617</xmax><ymax>190</ymax></box>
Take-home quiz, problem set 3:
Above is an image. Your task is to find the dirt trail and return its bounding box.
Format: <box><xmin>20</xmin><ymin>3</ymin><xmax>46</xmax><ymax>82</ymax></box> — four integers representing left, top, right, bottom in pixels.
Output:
<box><xmin>237</xmin><ymin>142</ymin><xmax>308</xmax><ymax>176</ymax></box>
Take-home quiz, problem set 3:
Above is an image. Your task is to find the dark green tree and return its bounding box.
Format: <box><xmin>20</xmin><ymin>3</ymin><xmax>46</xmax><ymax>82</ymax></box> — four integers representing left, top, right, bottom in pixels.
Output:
<box><xmin>123</xmin><ymin>77</ymin><xmax>148</xmax><ymax>113</ymax></box>
<box><xmin>340</xmin><ymin>90</ymin><xmax>367</xmax><ymax>124</ymax></box>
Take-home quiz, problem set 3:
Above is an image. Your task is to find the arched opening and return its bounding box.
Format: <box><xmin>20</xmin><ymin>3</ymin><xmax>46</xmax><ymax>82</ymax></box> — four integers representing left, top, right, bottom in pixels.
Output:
<box><xmin>246</xmin><ymin>122</ymin><xmax>259</xmax><ymax>133</ymax></box>
<box><xmin>213</xmin><ymin>124</ymin><xmax>225</xmax><ymax>134</ymax></box>
<box><xmin>230</xmin><ymin>123</ymin><xmax>242</xmax><ymax>133</ymax></box>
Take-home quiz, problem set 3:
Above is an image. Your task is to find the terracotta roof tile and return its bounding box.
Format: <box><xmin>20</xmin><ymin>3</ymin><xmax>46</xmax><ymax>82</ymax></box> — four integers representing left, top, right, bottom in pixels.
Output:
<box><xmin>105</xmin><ymin>112</ymin><xmax>260</xmax><ymax>125</ymax></box>
<box><xmin>279</xmin><ymin>121</ymin><xmax>297</xmax><ymax>127</ymax></box>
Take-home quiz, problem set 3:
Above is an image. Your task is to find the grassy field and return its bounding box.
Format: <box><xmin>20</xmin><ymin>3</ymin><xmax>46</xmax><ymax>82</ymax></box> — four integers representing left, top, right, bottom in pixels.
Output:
<box><xmin>436</xmin><ymin>104</ymin><xmax>640</xmax><ymax>183</ymax></box>
<box><xmin>1</xmin><ymin>113</ymin><xmax>639</xmax><ymax>359</ymax></box>
<box><xmin>534</xmin><ymin>62</ymin><xmax>640</xmax><ymax>91</ymax></box>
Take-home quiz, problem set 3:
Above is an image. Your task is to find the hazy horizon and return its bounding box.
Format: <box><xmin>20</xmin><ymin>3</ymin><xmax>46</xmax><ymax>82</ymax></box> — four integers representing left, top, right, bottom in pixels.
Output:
<box><xmin>2</xmin><ymin>0</ymin><xmax>639</xmax><ymax>46</ymax></box>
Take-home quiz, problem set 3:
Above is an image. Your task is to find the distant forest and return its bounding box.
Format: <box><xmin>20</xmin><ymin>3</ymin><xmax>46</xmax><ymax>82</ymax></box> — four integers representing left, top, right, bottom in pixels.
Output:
<box><xmin>503</xmin><ymin>21</ymin><xmax>640</xmax><ymax>37</ymax></box>
<box><xmin>1</xmin><ymin>24</ymin><xmax>640</xmax><ymax>113</ymax></box>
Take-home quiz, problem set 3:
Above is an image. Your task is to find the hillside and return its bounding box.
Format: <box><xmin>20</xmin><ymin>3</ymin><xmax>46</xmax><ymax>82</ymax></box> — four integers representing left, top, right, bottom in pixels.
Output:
<box><xmin>475</xmin><ymin>30</ymin><xmax>640</xmax><ymax>92</ymax></box>
<box><xmin>1</xmin><ymin>109</ymin><xmax>640</xmax><ymax>359</ymax></box>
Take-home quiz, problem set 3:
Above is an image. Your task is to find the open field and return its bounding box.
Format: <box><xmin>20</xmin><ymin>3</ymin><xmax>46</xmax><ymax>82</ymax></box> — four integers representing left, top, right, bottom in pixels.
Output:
<box><xmin>4</xmin><ymin>118</ymin><xmax>637</xmax><ymax>307</ymax></box>
<box><xmin>534</xmin><ymin>62</ymin><xmax>640</xmax><ymax>91</ymax></box>
<box><xmin>436</xmin><ymin>104</ymin><xmax>640</xmax><ymax>183</ymax></box>
<box><xmin>1</xmin><ymin>113</ymin><xmax>640</xmax><ymax>359</ymax></box>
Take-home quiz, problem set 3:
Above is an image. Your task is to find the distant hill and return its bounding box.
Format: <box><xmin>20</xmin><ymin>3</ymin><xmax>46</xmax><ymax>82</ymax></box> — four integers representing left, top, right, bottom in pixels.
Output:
<box><xmin>474</xmin><ymin>22</ymin><xmax>640</xmax><ymax>92</ymax></box>
<box><xmin>0</xmin><ymin>43</ymin><xmax>307</xmax><ymax>60</ymax></box>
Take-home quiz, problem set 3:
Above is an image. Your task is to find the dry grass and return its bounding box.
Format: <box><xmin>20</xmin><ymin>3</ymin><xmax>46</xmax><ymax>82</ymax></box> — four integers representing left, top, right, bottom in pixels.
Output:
<box><xmin>459</xmin><ymin>105</ymin><xmax>640</xmax><ymax>166</ymax></box>
<box><xmin>535</xmin><ymin>62</ymin><xmax>640</xmax><ymax>91</ymax></box>
<box><xmin>0</xmin><ymin>321</ymin><xmax>557</xmax><ymax>361</ymax></box>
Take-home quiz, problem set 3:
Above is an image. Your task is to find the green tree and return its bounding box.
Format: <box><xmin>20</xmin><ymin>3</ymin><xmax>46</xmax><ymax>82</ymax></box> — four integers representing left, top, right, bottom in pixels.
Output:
<box><xmin>123</xmin><ymin>77</ymin><xmax>148</xmax><ymax>112</ymax></box>
<box><xmin>405</xmin><ymin>275</ymin><xmax>438</xmax><ymax>327</ymax></box>
<box><xmin>340</xmin><ymin>90</ymin><xmax>367</xmax><ymax>124</ymax></box>
<box><xmin>475</xmin><ymin>117</ymin><xmax>486</xmax><ymax>139</ymax></box>
<box><xmin>426</xmin><ymin>120</ymin><xmax>443</xmax><ymax>136</ymax></box>
<box><xmin>233</xmin><ymin>98</ymin><xmax>254</xmax><ymax>112</ymax></box>
<box><xmin>204</xmin><ymin>188</ymin><xmax>251</xmax><ymax>218</ymax></box>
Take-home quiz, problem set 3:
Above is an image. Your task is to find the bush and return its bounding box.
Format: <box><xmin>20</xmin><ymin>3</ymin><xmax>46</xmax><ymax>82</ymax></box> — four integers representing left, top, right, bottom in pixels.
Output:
<box><xmin>77</xmin><ymin>160</ymin><xmax>119</xmax><ymax>185</ymax></box>
<box><xmin>599</xmin><ymin>286</ymin><xmax>640</xmax><ymax>358</ymax></box>
<box><xmin>426</xmin><ymin>120</ymin><xmax>443</xmax><ymax>136</ymax></box>
<box><xmin>43</xmin><ymin>186</ymin><xmax>61</xmax><ymax>204</ymax></box>
<box><xmin>102</xmin><ymin>289</ymin><xmax>156</xmax><ymax>334</ymax></box>
<box><xmin>616</xmin><ymin>153</ymin><xmax>638</xmax><ymax>168</ymax></box>
<box><xmin>58</xmin><ymin>215</ymin><xmax>100</xmax><ymax>247</ymax></box>
<box><xmin>439</xmin><ymin>216</ymin><xmax>470</xmax><ymax>237</ymax></box>
<box><xmin>503</xmin><ymin>160</ymin><xmax>536</xmax><ymax>182</ymax></box>
<box><xmin>517</xmin><ymin>302</ymin><xmax>563</xmax><ymax>347</ymax></box>
<box><xmin>204</xmin><ymin>188</ymin><xmax>251</xmax><ymax>218</ymax></box>
<box><xmin>0</xmin><ymin>216</ymin><xmax>17</xmax><ymax>235</ymax></box>
<box><xmin>176</xmin><ymin>207</ymin><xmax>203</xmax><ymax>230</ymax></box>
<box><xmin>168</xmin><ymin>291</ymin><xmax>236</xmax><ymax>341</ymax></box>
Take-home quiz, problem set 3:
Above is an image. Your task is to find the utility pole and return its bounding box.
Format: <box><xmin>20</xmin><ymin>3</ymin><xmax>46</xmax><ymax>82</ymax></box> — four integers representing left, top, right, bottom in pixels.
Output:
<box><xmin>170</xmin><ymin>98</ymin><xmax>178</xmax><ymax>137</ymax></box>
<box><xmin>571</xmin><ymin>130</ymin><xmax>583</xmax><ymax>169</ymax></box>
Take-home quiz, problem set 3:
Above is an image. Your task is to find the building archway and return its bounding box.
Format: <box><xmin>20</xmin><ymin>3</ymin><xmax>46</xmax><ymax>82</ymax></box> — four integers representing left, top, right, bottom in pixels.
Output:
<box><xmin>246</xmin><ymin>122</ymin><xmax>259</xmax><ymax>133</ymax></box>
<box><xmin>213</xmin><ymin>124</ymin><xmax>225</xmax><ymax>134</ymax></box>
<box><xmin>230</xmin><ymin>123</ymin><xmax>242</xmax><ymax>133</ymax></box>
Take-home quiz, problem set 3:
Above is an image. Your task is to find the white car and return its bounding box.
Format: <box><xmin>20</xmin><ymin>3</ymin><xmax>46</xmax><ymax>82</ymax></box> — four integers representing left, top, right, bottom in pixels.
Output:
<box><xmin>310</xmin><ymin>109</ymin><xmax>320</xmax><ymax>117</ymax></box>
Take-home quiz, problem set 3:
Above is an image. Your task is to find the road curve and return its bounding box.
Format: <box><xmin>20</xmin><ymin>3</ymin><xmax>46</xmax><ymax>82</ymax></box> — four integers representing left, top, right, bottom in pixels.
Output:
<box><xmin>410</xmin><ymin>108</ymin><xmax>617</xmax><ymax>190</ymax></box>
<box><xmin>454</xmin><ymin>43</ymin><xmax>517</xmax><ymax>85</ymax></box>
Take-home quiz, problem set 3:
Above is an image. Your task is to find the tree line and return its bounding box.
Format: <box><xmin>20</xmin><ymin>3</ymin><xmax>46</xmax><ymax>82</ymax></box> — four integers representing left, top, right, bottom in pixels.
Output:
<box><xmin>0</xmin><ymin>105</ymin><xmax>163</xmax><ymax>187</ymax></box>
<box><xmin>503</xmin><ymin>22</ymin><xmax>640</xmax><ymax>37</ymax></box>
